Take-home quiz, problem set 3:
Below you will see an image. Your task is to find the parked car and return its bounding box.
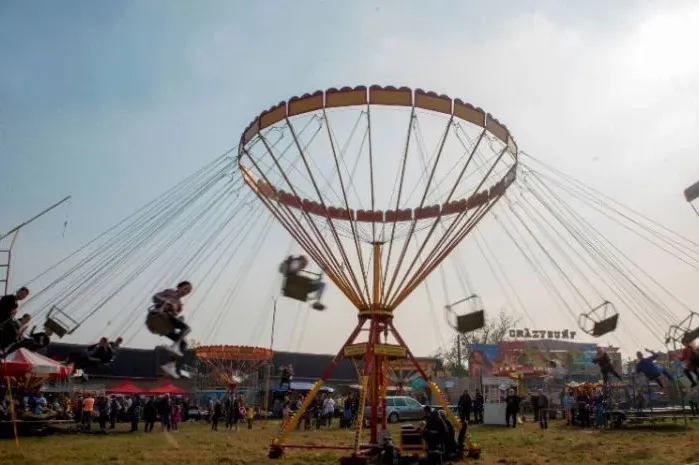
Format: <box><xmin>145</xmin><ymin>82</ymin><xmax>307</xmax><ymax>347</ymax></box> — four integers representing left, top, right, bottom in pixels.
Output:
<box><xmin>187</xmin><ymin>407</ymin><xmax>209</xmax><ymax>421</ymax></box>
<box><xmin>428</xmin><ymin>404</ymin><xmax>459</xmax><ymax>417</ymax></box>
<box><xmin>364</xmin><ymin>396</ymin><xmax>425</xmax><ymax>424</ymax></box>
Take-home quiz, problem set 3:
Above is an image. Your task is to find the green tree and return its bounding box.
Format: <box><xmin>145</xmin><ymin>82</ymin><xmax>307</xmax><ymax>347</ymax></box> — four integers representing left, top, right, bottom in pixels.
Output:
<box><xmin>437</xmin><ymin>309</ymin><xmax>519</xmax><ymax>376</ymax></box>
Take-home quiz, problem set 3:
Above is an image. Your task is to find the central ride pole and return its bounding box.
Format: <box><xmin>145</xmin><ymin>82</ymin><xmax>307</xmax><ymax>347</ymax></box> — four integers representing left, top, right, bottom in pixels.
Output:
<box><xmin>366</xmin><ymin>242</ymin><xmax>385</xmax><ymax>446</ymax></box>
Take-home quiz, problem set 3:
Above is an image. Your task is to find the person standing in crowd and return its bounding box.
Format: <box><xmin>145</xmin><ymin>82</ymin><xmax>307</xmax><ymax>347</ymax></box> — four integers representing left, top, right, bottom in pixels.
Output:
<box><xmin>211</xmin><ymin>401</ymin><xmax>223</xmax><ymax>431</ymax></box>
<box><xmin>504</xmin><ymin>388</ymin><xmax>520</xmax><ymax>428</ymax></box>
<box><xmin>536</xmin><ymin>389</ymin><xmax>549</xmax><ymax>430</ymax></box>
<box><xmin>456</xmin><ymin>389</ymin><xmax>472</xmax><ymax>450</ymax></box>
<box><xmin>143</xmin><ymin>397</ymin><xmax>157</xmax><ymax>433</ymax></box>
<box><xmin>473</xmin><ymin>390</ymin><xmax>484</xmax><ymax>424</ymax></box>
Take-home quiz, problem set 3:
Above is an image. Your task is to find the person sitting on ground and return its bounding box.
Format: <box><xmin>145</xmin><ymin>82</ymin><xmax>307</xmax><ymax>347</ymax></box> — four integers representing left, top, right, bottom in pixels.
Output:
<box><xmin>635</xmin><ymin>348</ymin><xmax>674</xmax><ymax>389</ymax></box>
<box><xmin>279</xmin><ymin>255</ymin><xmax>326</xmax><ymax>311</ymax></box>
<box><xmin>680</xmin><ymin>340</ymin><xmax>699</xmax><ymax>388</ymax></box>
<box><xmin>437</xmin><ymin>409</ymin><xmax>459</xmax><ymax>460</ymax></box>
<box><xmin>421</xmin><ymin>406</ymin><xmax>448</xmax><ymax>460</ymax></box>
<box><xmin>593</xmin><ymin>347</ymin><xmax>623</xmax><ymax>385</ymax></box>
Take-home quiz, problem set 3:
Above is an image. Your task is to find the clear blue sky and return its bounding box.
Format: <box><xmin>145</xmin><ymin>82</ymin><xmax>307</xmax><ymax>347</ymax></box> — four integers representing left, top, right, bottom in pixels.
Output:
<box><xmin>2</xmin><ymin>0</ymin><xmax>699</xmax><ymax>357</ymax></box>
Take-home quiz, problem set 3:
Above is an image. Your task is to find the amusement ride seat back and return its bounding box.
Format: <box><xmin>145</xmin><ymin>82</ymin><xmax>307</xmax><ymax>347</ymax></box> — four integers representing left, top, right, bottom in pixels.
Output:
<box><xmin>591</xmin><ymin>313</ymin><xmax>618</xmax><ymax>337</ymax></box>
<box><xmin>45</xmin><ymin>305</ymin><xmax>79</xmax><ymax>338</ymax></box>
<box><xmin>145</xmin><ymin>308</ymin><xmax>176</xmax><ymax>336</ymax></box>
<box><xmin>445</xmin><ymin>294</ymin><xmax>486</xmax><ymax>334</ymax></box>
<box><xmin>578</xmin><ymin>300</ymin><xmax>619</xmax><ymax>338</ymax></box>
<box><xmin>456</xmin><ymin>310</ymin><xmax>485</xmax><ymax>334</ymax></box>
<box><xmin>682</xmin><ymin>327</ymin><xmax>699</xmax><ymax>345</ymax></box>
<box><xmin>281</xmin><ymin>265</ymin><xmax>323</xmax><ymax>302</ymax></box>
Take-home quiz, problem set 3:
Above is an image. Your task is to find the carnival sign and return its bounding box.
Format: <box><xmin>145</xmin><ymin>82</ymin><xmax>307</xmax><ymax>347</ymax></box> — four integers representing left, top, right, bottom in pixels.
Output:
<box><xmin>508</xmin><ymin>328</ymin><xmax>577</xmax><ymax>340</ymax></box>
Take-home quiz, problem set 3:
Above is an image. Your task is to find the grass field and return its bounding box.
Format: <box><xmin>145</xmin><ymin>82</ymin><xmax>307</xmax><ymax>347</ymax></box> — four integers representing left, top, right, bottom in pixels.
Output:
<box><xmin>0</xmin><ymin>419</ymin><xmax>697</xmax><ymax>465</ymax></box>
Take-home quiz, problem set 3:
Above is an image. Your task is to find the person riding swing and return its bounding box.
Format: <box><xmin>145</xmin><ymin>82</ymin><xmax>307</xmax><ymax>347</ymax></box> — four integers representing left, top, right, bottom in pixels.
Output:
<box><xmin>279</xmin><ymin>256</ymin><xmax>326</xmax><ymax>311</ymax></box>
<box><xmin>67</xmin><ymin>337</ymin><xmax>122</xmax><ymax>378</ymax></box>
<box><xmin>1</xmin><ymin>315</ymin><xmax>54</xmax><ymax>356</ymax></box>
<box><xmin>147</xmin><ymin>281</ymin><xmax>193</xmax><ymax>378</ymax></box>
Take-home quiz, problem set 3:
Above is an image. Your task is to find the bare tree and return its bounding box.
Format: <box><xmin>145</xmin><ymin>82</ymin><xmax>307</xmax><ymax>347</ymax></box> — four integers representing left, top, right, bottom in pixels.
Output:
<box><xmin>438</xmin><ymin>309</ymin><xmax>519</xmax><ymax>376</ymax></box>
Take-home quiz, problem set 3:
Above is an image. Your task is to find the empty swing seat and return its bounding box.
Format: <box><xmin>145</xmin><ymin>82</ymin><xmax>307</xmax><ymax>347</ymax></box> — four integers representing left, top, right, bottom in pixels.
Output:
<box><xmin>456</xmin><ymin>310</ymin><xmax>485</xmax><ymax>333</ymax></box>
<box><xmin>281</xmin><ymin>272</ymin><xmax>320</xmax><ymax>302</ymax></box>
<box><xmin>145</xmin><ymin>310</ymin><xmax>175</xmax><ymax>336</ymax></box>
<box><xmin>578</xmin><ymin>301</ymin><xmax>619</xmax><ymax>337</ymax></box>
<box><xmin>45</xmin><ymin>305</ymin><xmax>78</xmax><ymax>338</ymax></box>
<box><xmin>591</xmin><ymin>313</ymin><xmax>619</xmax><ymax>337</ymax></box>
<box><xmin>682</xmin><ymin>327</ymin><xmax>699</xmax><ymax>345</ymax></box>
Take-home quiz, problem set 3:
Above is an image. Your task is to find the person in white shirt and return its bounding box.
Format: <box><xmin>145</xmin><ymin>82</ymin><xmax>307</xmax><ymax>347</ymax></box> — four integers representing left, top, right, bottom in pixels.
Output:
<box><xmin>322</xmin><ymin>396</ymin><xmax>336</xmax><ymax>428</ymax></box>
<box><xmin>279</xmin><ymin>256</ymin><xmax>326</xmax><ymax>310</ymax></box>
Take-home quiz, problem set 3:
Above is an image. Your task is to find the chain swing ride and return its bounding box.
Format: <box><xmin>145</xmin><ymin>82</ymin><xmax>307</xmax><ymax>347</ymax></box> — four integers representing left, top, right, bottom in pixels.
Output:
<box><xmin>238</xmin><ymin>85</ymin><xmax>518</xmax><ymax>461</ymax></box>
<box><xmin>3</xmin><ymin>82</ymin><xmax>699</xmax><ymax>460</ymax></box>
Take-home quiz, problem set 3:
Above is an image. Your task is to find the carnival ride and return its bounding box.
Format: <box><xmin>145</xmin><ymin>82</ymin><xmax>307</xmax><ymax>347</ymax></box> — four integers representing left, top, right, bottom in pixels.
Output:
<box><xmin>1</xmin><ymin>84</ymin><xmax>698</xmax><ymax>457</ymax></box>
<box><xmin>238</xmin><ymin>85</ymin><xmax>520</xmax><ymax>461</ymax></box>
<box><xmin>193</xmin><ymin>344</ymin><xmax>273</xmax><ymax>401</ymax></box>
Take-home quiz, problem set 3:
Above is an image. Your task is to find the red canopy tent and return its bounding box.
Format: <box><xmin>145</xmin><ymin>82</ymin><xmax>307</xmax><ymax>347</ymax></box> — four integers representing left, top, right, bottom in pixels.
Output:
<box><xmin>107</xmin><ymin>380</ymin><xmax>144</xmax><ymax>394</ymax></box>
<box><xmin>145</xmin><ymin>382</ymin><xmax>190</xmax><ymax>395</ymax></box>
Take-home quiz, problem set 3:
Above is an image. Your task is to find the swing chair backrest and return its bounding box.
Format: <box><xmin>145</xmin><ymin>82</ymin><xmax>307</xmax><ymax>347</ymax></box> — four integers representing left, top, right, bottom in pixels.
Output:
<box><xmin>45</xmin><ymin>305</ymin><xmax>78</xmax><ymax>338</ymax></box>
<box><xmin>681</xmin><ymin>327</ymin><xmax>699</xmax><ymax>345</ymax></box>
<box><xmin>591</xmin><ymin>313</ymin><xmax>619</xmax><ymax>337</ymax></box>
<box><xmin>145</xmin><ymin>311</ymin><xmax>175</xmax><ymax>336</ymax></box>
<box><xmin>281</xmin><ymin>273</ymin><xmax>318</xmax><ymax>302</ymax></box>
<box><xmin>455</xmin><ymin>310</ymin><xmax>486</xmax><ymax>334</ymax></box>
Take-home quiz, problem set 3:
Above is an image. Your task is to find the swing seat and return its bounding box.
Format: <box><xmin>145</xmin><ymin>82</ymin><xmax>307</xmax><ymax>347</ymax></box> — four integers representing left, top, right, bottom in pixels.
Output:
<box><xmin>281</xmin><ymin>272</ymin><xmax>320</xmax><ymax>302</ymax></box>
<box><xmin>455</xmin><ymin>310</ymin><xmax>485</xmax><ymax>333</ymax></box>
<box><xmin>578</xmin><ymin>301</ymin><xmax>619</xmax><ymax>337</ymax></box>
<box><xmin>591</xmin><ymin>314</ymin><xmax>619</xmax><ymax>337</ymax></box>
<box><xmin>45</xmin><ymin>305</ymin><xmax>78</xmax><ymax>338</ymax></box>
<box><xmin>682</xmin><ymin>327</ymin><xmax>699</xmax><ymax>345</ymax></box>
<box><xmin>145</xmin><ymin>311</ymin><xmax>175</xmax><ymax>336</ymax></box>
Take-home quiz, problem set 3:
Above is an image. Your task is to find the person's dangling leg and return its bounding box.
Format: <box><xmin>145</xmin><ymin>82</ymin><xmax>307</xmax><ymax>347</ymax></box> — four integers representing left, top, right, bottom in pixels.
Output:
<box><xmin>311</xmin><ymin>282</ymin><xmax>326</xmax><ymax>310</ymax></box>
<box><xmin>163</xmin><ymin>316</ymin><xmax>190</xmax><ymax>357</ymax></box>
<box><xmin>601</xmin><ymin>369</ymin><xmax>610</xmax><ymax>385</ymax></box>
<box><xmin>654</xmin><ymin>376</ymin><xmax>664</xmax><ymax>389</ymax></box>
<box><xmin>684</xmin><ymin>368</ymin><xmax>697</xmax><ymax>387</ymax></box>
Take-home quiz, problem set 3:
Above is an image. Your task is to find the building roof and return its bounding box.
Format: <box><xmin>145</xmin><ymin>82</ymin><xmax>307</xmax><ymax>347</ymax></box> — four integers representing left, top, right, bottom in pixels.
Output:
<box><xmin>44</xmin><ymin>343</ymin><xmax>439</xmax><ymax>385</ymax></box>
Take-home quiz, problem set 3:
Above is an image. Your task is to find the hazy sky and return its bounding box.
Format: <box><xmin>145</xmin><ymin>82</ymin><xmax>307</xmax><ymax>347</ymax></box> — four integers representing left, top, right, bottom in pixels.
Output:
<box><xmin>2</xmin><ymin>1</ymin><xmax>699</xmax><ymax>359</ymax></box>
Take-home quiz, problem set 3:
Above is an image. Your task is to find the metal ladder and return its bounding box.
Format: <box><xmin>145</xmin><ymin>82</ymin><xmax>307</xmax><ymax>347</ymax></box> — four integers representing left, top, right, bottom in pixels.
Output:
<box><xmin>0</xmin><ymin>249</ymin><xmax>10</xmax><ymax>295</ymax></box>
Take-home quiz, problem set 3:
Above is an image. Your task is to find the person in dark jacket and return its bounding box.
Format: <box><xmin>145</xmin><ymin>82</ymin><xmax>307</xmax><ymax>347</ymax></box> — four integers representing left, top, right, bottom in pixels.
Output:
<box><xmin>536</xmin><ymin>390</ymin><xmax>550</xmax><ymax>429</ymax></box>
<box><xmin>505</xmin><ymin>389</ymin><xmax>521</xmax><ymax>428</ymax></box>
<box><xmin>143</xmin><ymin>397</ymin><xmax>157</xmax><ymax>432</ymax></box>
<box><xmin>473</xmin><ymin>390</ymin><xmax>484</xmax><ymax>424</ymax></box>
<box><xmin>0</xmin><ymin>287</ymin><xmax>29</xmax><ymax>323</ymax></box>
<box><xmin>457</xmin><ymin>390</ymin><xmax>472</xmax><ymax>424</ymax></box>
<box><xmin>456</xmin><ymin>390</ymin><xmax>472</xmax><ymax>448</ymax></box>
<box><xmin>593</xmin><ymin>347</ymin><xmax>622</xmax><ymax>385</ymax></box>
<box><xmin>422</xmin><ymin>407</ymin><xmax>447</xmax><ymax>460</ymax></box>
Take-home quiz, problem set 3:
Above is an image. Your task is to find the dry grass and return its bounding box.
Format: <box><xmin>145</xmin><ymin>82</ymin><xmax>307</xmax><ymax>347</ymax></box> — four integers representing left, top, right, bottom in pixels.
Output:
<box><xmin>0</xmin><ymin>419</ymin><xmax>698</xmax><ymax>465</ymax></box>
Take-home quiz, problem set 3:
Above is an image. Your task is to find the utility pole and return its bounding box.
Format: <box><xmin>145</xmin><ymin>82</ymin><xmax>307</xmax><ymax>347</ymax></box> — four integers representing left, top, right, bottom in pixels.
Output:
<box><xmin>263</xmin><ymin>298</ymin><xmax>278</xmax><ymax>413</ymax></box>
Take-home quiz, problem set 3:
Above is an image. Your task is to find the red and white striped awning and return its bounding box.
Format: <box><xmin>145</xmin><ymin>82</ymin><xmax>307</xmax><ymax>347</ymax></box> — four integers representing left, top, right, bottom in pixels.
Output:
<box><xmin>1</xmin><ymin>348</ymin><xmax>70</xmax><ymax>378</ymax></box>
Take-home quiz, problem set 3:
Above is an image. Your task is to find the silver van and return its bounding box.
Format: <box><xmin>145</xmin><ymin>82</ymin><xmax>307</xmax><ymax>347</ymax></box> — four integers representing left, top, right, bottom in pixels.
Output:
<box><xmin>364</xmin><ymin>396</ymin><xmax>425</xmax><ymax>423</ymax></box>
